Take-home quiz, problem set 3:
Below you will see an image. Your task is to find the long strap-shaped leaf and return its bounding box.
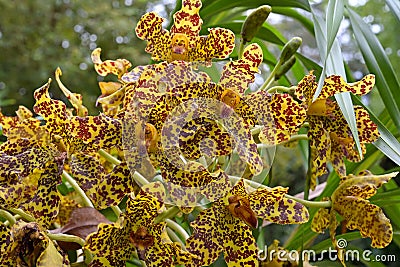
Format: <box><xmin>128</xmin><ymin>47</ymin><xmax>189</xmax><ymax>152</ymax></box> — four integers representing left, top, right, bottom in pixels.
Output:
<box><xmin>200</xmin><ymin>0</ymin><xmax>311</xmax><ymax>20</ymax></box>
<box><xmin>311</xmin><ymin>0</ymin><xmax>362</xmax><ymax>157</ymax></box>
<box><xmin>347</xmin><ymin>7</ymin><xmax>400</xmax><ymax>132</ymax></box>
<box><xmin>386</xmin><ymin>0</ymin><xmax>400</xmax><ymax>25</ymax></box>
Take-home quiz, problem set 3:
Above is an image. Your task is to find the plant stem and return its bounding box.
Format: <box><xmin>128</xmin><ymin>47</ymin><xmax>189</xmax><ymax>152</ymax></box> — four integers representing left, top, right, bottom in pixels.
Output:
<box><xmin>259</xmin><ymin>60</ymin><xmax>283</xmax><ymax>91</ymax></box>
<box><xmin>133</xmin><ymin>171</ymin><xmax>150</xmax><ymax>186</ymax></box>
<box><xmin>266</xmin><ymin>85</ymin><xmax>295</xmax><ymax>94</ymax></box>
<box><xmin>256</xmin><ymin>134</ymin><xmax>309</xmax><ymax>150</ymax></box>
<box><xmin>0</xmin><ymin>209</ymin><xmax>16</xmax><ymax>226</ymax></box>
<box><xmin>111</xmin><ymin>205</ymin><xmax>122</xmax><ymax>217</ymax></box>
<box><xmin>238</xmin><ymin>41</ymin><xmax>245</xmax><ymax>59</ymax></box>
<box><xmin>127</xmin><ymin>258</ymin><xmax>146</xmax><ymax>267</ymax></box>
<box><xmin>251</xmin><ymin>125</ymin><xmax>263</xmax><ymax>136</ymax></box>
<box><xmin>99</xmin><ymin>148</ymin><xmax>151</xmax><ymax>188</ymax></box>
<box><xmin>166</xmin><ymin>218</ymin><xmax>189</xmax><ymax>240</ymax></box>
<box><xmin>285</xmin><ymin>134</ymin><xmax>309</xmax><ymax>142</ymax></box>
<box><xmin>8</xmin><ymin>208</ymin><xmax>35</xmax><ymax>222</ymax></box>
<box><xmin>62</xmin><ymin>171</ymin><xmax>94</xmax><ymax>208</ymax></box>
<box><xmin>166</xmin><ymin>227</ymin><xmax>185</xmax><ymax>247</ymax></box>
<box><xmin>47</xmin><ymin>232</ymin><xmax>85</xmax><ymax>247</ymax></box>
<box><xmin>98</xmin><ymin>149</ymin><xmax>121</xmax><ymax>165</ymax></box>
<box><xmin>154</xmin><ymin>206</ymin><xmax>180</xmax><ymax>224</ymax></box>
<box><xmin>228</xmin><ymin>176</ymin><xmax>331</xmax><ymax>208</ymax></box>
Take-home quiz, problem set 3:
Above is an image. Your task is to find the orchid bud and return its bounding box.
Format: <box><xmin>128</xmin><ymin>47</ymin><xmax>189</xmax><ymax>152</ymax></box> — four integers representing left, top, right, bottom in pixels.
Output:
<box><xmin>241</xmin><ymin>5</ymin><xmax>272</xmax><ymax>43</ymax></box>
<box><xmin>280</xmin><ymin>37</ymin><xmax>302</xmax><ymax>63</ymax></box>
<box><xmin>275</xmin><ymin>56</ymin><xmax>296</xmax><ymax>80</ymax></box>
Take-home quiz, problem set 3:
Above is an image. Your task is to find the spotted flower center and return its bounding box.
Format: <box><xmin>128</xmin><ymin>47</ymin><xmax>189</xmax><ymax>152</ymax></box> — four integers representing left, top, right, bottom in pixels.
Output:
<box><xmin>307</xmin><ymin>99</ymin><xmax>335</xmax><ymax>116</ymax></box>
<box><xmin>226</xmin><ymin>195</ymin><xmax>258</xmax><ymax>228</ymax></box>
<box><xmin>330</xmin><ymin>132</ymin><xmax>353</xmax><ymax>145</ymax></box>
<box><xmin>171</xmin><ymin>33</ymin><xmax>189</xmax><ymax>61</ymax></box>
<box><xmin>144</xmin><ymin>123</ymin><xmax>159</xmax><ymax>152</ymax></box>
<box><xmin>220</xmin><ymin>89</ymin><xmax>241</xmax><ymax>109</ymax></box>
<box><xmin>129</xmin><ymin>226</ymin><xmax>155</xmax><ymax>250</ymax></box>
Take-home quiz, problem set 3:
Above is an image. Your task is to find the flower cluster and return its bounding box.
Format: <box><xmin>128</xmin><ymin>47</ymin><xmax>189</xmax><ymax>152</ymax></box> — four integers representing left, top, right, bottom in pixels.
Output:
<box><xmin>0</xmin><ymin>0</ymin><xmax>396</xmax><ymax>266</ymax></box>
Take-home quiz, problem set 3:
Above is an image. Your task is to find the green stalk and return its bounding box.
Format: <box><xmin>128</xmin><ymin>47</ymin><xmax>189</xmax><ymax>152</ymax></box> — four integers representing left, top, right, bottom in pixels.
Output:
<box><xmin>47</xmin><ymin>232</ymin><xmax>85</xmax><ymax>247</ymax></box>
<box><xmin>98</xmin><ymin>149</ymin><xmax>121</xmax><ymax>165</ymax></box>
<box><xmin>256</xmin><ymin>134</ymin><xmax>309</xmax><ymax>150</ymax></box>
<box><xmin>266</xmin><ymin>85</ymin><xmax>296</xmax><ymax>94</ymax></box>
<box><xmin>62</xmin><ymin>171</ymin><xmax>94</xmax><ymax>208</ymax></box>
<box><xmin>166</xmin><ymin>227</ymin><xmax>185</xmax><ymax>248</ymax></box>
<box><xmin>154</xmin><ymin>206</ymin><xmax>180</xmax><ymax>224</ymax></box>
<box><xmin>238</xmin><ymin>41</ymin><xmax>245</xmax><ymax>59</ymax></box>
<box><xmin>133</xmin><ymin>171</ymin><xmax>150</xmax><ymax>186</ymax></box>
<box><xmin>111</xmin><ymin>205</ymin><xmax>122</xmax><ymax>217</ymax></box>
<box><xmin>259</xmin><ymin>60</ymin><xmax>283</xmax><ymax>91</ymax></box>
<box><xmin>0</xmin><ymin>209</ymin><xmax>16</xmax><ymax>226</ymax></box>
<box><xmin>251</xmin><ymin>125</ymin><xmax>263</xmax><ymax>136</ymax></box>
<box><xmin>228</xmin><ymin>176</ymin><xmax>331</xmax><ymax>208</ymax></box>
<box><xmin>8</xmin><ymin>208</ymin><xmax>35</xmax><ymax>222</ymax></box>
<box><xmin>166</xmin><ymin>218</ymin><xmax>189</xmax><ymax>240</ymax></box>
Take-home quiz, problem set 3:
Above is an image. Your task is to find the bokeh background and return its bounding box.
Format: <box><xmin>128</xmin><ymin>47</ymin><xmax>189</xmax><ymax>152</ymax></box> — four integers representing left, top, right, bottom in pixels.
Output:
<box><xmin>0</xmin><ymin>0</ymin><xmax>398</xmax><ymax>115</ymax></box>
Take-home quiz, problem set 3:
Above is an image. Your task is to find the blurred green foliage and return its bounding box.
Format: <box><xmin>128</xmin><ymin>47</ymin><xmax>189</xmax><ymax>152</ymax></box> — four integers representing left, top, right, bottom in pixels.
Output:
<box><xmin>1</xmin><ymin>0</ymin><xmax>398</xmax><ymax>117</ymax></box>
<box><xmin>0</xmin><ymin>0</ymin><xmax>163</xmax><ymax>114</ymax></box>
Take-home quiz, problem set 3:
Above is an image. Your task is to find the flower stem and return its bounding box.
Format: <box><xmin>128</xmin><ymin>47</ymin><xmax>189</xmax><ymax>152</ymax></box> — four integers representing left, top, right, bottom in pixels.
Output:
<box><xmin>259</xmin><ymin>60</ymin><xmax>283</xmax><ymax>91</ymax></box>
<box><xmin>111</xmin><ymin>205</ymin><xmax>122</xmax><ymax>217</ymax></box>
<box><xmin>47</xmin><ymin>232</ymin><xmax>86</xmax><ymax>247</ymax></box>
<box><xmin>238</xmin><ymin>41</ymin><xmax>245</xmax><ymax>59</ymax></box>
<box><xmin>0</xmin><ymin>209</ymin><xmax>16</xmax><ymax>226</ymax></box>
<box><xmin>154</xmin><ymin>206</ymin><xmax>180</xmax><ymax>224</ymax></box>
<box><xmin>266</xmin><ymin>85</ymin><xmax>296</xmax><ymax>94</ymax></box>
<box><xmin>285</xmin><ymin>134</ymin><xmax>309</xmax><ymax>143</ymax></box>
<box><xmin>256</xmin><ymin>134</ymin><xmax>309</xmax><ymax>150</ymax></box>
<box><xmin>98</xmin><ymin>149</ymin><xmax>121</xmax><ymax>165</ymax></box>
<box><xmin>62</xmin><ymin>171</ymin><xmax>94</xmax><ymax>208</ymax></box>
<box><xmin>133</xmin><ymin>171</ymin><xmax>150</xmax><ymax>186</ymax></box>
<box><xmin>166</xmin><ymin>218</ymin><xmax>189</xmax><ymax>240</ymax></box>
<box><xmin>167</xmin><ymin>227</ymin><xmax>185</xmax><ymax>247</ymax></box>
<box><xmin>228</xmin><ymin>176</ymin><xmax>331</xmax><ymax>208</ymax></box>
<box><xmin>8</xmin><ymin>208</ymin><xmax>35</xmax><ymax>222</ymax></box>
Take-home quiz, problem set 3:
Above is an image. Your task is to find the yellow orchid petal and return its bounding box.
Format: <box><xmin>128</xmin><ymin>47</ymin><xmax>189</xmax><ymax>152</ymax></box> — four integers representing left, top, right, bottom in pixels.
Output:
<box><xmin>55</xmin><ymin>67</ymin><xmax>88</xmax><ymax>116</ymax></box>
<box><xmin>136</xmin><ymin>1</ymin><xmax>234</xmax><ymax>63</ymax></box>
<box><xmin>308</xmin><ymin>118</ymin><xmax>331</xmax><ymax>190</ymax></box>
<box><xmin>0</xmin><ymin>223</ymin><xmax>13</xmax><ymax>266</ymax></box>
<box><xmin>332</xmin><ymin>172</ymin><xmax>398</xmax><ymax>248</ymax></box>
<box><xmin>219</xmin><ymin>43</ymin><xmax>263</xmax><ymax>95</ymax></box>
<box><xmin>188</xmin><ymin>27</ymin><xmax>235</xmax><ymax>64</ymax></box>
<box><xmin>21</xmin><ymin>162</ymin><xmax>62</xmax><ymax>228</ymax></box>
<box><xmin>85</xmin><ymin>222</ymin><xmax>133</xmax><ymax>265</ymax></box>
<box><xmin>311</xmin><ymin>208</ymin><xmax>331</xmax><ymax>234</ymax></box>
<box><xmin>222</xmin><ymin>215</ymin><xmax>259</xmax><ymax>266</ymax></box>
<box><xmin>33</xmin><ymin>79</ymin><xmax>68</xmax><ymax>136</ymax></box>
<box><xmin>318</xmin><ymin>74</ymin><xmax>375</xmax><ymax>100</ymax></box>
<box><xmin>91</xmin><ymin>48</ymin><xmax>132</xmax><ymax>78</ymax></box>
<box><xmin>186</xmin><ymin>204</ymin><xmax>225</xmax><ymax>266</ymax></box>
<box><xmin>170</xmin><ymin>0</ymin><xmax>202</xmax><ymax>36</ymax></box>
<box><xmin>70</xmin><ymin>114</ymin><xmax>122</xmax><ymax>150</ymax></box>
<box><xmin>249</xmin><ymin>187</ymin><xmax>309</xmax><ymax>224</ymax></box>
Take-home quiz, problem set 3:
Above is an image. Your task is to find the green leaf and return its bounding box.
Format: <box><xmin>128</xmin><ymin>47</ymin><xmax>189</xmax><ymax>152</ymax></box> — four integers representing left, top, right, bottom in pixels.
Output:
<box><xmin>386</xmin><ymin>0</ymin><xmax>400</xmax><ymax>25</ymax></box>
<box><xmin>312</xmin><ymin>8</ymin><xmax>362</xmax><ymax>157</ymax></box>
<box><xmin>347</xmin><ymin>7</ymin><xmax>400</xmax><ymax>131</ymax></box>
<box><xmin>326</xmin><ymin>0</ymin><xmax>344</xmax><ymax>57</ymax></box>
<box><xmin>200</xmin><ymin>0</ymin><xmax>311</xmax><ymax>20</ymax></box>
<box><xmin>272</xmin><ymin>7</ymin><xmax>314</xmax><ymax>33</ymax></box>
